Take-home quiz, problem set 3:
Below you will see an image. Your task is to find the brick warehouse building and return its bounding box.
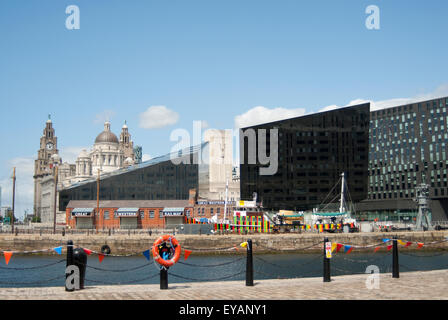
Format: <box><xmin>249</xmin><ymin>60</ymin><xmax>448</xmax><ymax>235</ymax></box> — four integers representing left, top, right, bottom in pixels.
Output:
<box><xmin>66</xmin><ymin>200</ymin><xmax>193</xmax><ymax>229</ymax></box>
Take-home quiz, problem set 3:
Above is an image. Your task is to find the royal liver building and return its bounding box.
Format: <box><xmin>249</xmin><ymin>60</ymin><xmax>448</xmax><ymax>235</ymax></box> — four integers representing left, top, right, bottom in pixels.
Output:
<box><xmin>33</xmin><ymin>117</ymin><xmax>137</xmax><ymax>223</ymax></box>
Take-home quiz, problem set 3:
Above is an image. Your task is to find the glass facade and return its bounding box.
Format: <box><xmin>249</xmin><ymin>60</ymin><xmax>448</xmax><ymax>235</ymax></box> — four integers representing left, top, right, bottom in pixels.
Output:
<box><xmin>239</xmin><ymin>103</ymin><xmax>370</xmax><ymax>211</ymax></box>
<box><xmin>368</xmin><ymin>97</ymin><xmax>448</xmax><ymax>201</ymax></box>
<box><xmin>59</xmin><ymin>145</ymin><xmax>204</xmax><ymax>211</ymax></box>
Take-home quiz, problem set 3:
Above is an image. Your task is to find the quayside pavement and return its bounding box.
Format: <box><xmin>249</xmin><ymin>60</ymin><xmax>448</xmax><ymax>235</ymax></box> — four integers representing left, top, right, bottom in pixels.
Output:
<box><xmin>1</xmin><ymin>270</ymin><xmax>447</xmax><ymax>300</ymax></box>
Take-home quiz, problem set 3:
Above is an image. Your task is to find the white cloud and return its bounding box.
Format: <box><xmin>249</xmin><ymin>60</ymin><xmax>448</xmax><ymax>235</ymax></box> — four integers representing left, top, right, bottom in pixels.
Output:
<box><xmin>317</xmin><ymin>83</ymin><xmax>448</xmax><ymax>113</ymax></box>
<box><xmin>234</xmin><ymin>106</ymin><xmax>306</xmax><ymax>128</ymax></box>
<box><xmin>94</xmin><ymin>109</ymin><xmax>116</xmax><ymax>124</ymax></box>
<box><xmin>142</xmin><ymin>154</ymin><xmax>152</xmax><ymax>162</ymax></box>
<box><xmin>0</xmin><ymin>157</ymin><xmax>35</xmax><ymax>219</ymax></box>
<box><xmin>139</xmin><ymin>106</ymin><xmax>179</xmax><ymax>129</ymax></box>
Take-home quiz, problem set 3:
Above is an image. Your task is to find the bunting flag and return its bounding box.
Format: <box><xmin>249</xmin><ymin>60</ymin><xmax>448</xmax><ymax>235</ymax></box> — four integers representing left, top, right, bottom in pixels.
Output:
<box><xmin>234</xmin><ymin>246</ymin><xmax>238</xmax><ymax>251</ymax></box>
<box><xmin>98</xmin><ymin>254</ymin><xmax>105</xmax><ymax>263</ymax></box>
<box><xmin>344</xmin><ymin>246</ymin><xmax>353</xmax><ymax>254</ymax></box>
<box><xmin>374</xmin><ymin>247</ymin><xmax>381</xmax><ymax>253</ymax></box>
<box><xmin>417</xmin><ymin>242</ymin><xmax>424</xmax><ymax>249</ymax></box>
<box><xmin>397</xmin><ymin>240</ymin><xmax>406</xmax><ymax>246</ymax></box>
<box><xmin>3</xmin><ymin>251</ymin><xmax>13</xmax><ymax>265</ymax></box>
<box><xmin>382</xmin><ymin>239</ymin><xmax>390</xmax><ymax>243</ymax></box>
<box><xmin>336</xmin><ymin>243</ymin><xmax>344</xmax><ymax>253</ymax></box>
<box><xmin>387</xmin><ymin>245</ymin><xmax>393</xmax><ymax>251</ymax></box>
<box><xmin>405</xmin><ymin>242</ymin><xmax>412</xmax><ymax>248</ymax></box>
<box><xmin>53</xmin><ymin>246</ymin><xmax>62</xmax><ymax>255</ymax></box>
<box><xmin>240</xmin><ymin>242</ymin><xmax>248</xmax><ymax>248</ymax></box>
<box><xmin>184</xmin><ymin>249</ymin><xmax>192</xmax><ymax>261</ymax></box>
<box><xmin>142</xmin><ymin>249</ymin><xmax>151</xmax><ymax>261</ymax></box>
<box><xmin>330</xmin><ymin>243</ymin><xmax>336</xmax><ymax>252</ymax></box>
<box><xmin>83</xmin><ymin>248</ymin><xmax>92</xmax><ymax>255</ymax></box>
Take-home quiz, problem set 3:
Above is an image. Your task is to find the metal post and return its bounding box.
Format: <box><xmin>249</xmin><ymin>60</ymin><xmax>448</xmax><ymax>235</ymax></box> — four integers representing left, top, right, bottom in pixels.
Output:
<box><xmin>160</xmin><ymin>267</ymin><xmax>169</xmax><ymax>290</ymax></box>
<box><xmin>246</xmin><ymin>239</ymin><xmax>254</xmax><ymax>286</ymax></box>
<box><xmin>323</xmin><ymin>237</ymin><xmax>331</xmax><ymax>282</ymax></box>
<box><xmin>392</xmin><ymin>236</ymin><xmax>399</xmax><ymax>278</ymax></box>
<box><xmin>65</xmin><ymin>240</ymin><xmax>74</xmax><ymax>292</ymax></box>
<box><xmin>11</xmin><ymin>167</ymin><xmax>16</xmax><ymax>235</ymax></box>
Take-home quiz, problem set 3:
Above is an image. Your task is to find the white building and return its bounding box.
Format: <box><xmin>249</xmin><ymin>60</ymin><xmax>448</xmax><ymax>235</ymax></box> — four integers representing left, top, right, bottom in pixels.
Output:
<box><xmin>199</xmin><ymin>129</ymin><xmax>240</xmax><ymax>201</ymax></box>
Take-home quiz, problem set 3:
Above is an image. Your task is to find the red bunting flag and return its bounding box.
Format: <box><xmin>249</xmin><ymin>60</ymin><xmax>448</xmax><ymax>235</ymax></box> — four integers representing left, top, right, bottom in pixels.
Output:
<box><xmin>98</xmin><ymin>254</ymin><xmax>105</xmax><ymax>263</ymax></box>
<box><xmin>387</xmin><ymin>245</ymin><xmax>393</xmax><ymax>251</ymax></box>
<box><xmin>336</xmin><ymin>244</ymin><xmax>343</xmax><ymax>252</ymax></box>
<box><xmin>405</xmin><ymin>242</ymin><xmax>412</xmax><ymax>248</ymax></box>
<box><xmin>184</xmin><ymin>249</ymin><xmax>192</xmax><ymax>261</ymax></box>
<box><xmin>417</xmin><ymin>242</ymin><xmax>424</xmax><ymax>249</ymax></box>
<box><xmin>374</xmin><ymin>247</ymin><xmax>381</xmax><ymax>253</ymax></box>
<box><xmin>3</xmin><ymin>251</ymin><xmax>12</xmax><ymax>265</ymax></box>
<box><xmin>83</xmin><ymin>248</ymin><xmax>92</xmax><ymax>255</ymax></box>
<box><xmin>345</xmin><ymin>247</ymin><xmax>353</xmax><ymax>254</ymax></box>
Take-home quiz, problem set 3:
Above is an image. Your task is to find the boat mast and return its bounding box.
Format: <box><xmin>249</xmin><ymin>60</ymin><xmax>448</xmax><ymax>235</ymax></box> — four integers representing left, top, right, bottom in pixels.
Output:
<box><xmin>339</xmin><ymin>172</ymin><xmax>345</xmax><ymax>213</ymax></box>
<box><xmin>223</xmin><ymin>178</ymin><xmax>229</xmax><ymax>222</ymax></box>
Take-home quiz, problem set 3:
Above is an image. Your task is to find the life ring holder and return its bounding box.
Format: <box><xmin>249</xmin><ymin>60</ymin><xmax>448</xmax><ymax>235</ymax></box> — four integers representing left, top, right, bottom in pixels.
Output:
<box><xmin>152</xmin><ymin>235</ymin><xmax>181</xmax><ymax>268</ymax></box>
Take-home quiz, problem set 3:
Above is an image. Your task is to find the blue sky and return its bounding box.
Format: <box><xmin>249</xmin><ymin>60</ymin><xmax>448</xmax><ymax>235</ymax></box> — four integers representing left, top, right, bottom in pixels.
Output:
<box><xmin>0</xmin><ymin>0</ymin><xmax>447</xmax><ymax>218</ymax></box>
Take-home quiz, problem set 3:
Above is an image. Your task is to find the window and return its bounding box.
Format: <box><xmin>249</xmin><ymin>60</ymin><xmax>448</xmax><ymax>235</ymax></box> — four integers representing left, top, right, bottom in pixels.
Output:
<box><xmin>104</xmin><ymin>210</ymin><xmax>110</xmax><ymax>220</ymax></box>
<box><xmin>210</xmin><ymin>208</ymin><xmax>214</xmax><ymax>215</ymax></box>
<box><xmin>139</xmin><ymin>210</ymin><xmax>145</xmax><ymax>219</ymax></box>
<box><xmin>149</xmin><ymin>210</ymin><xmax>155</xmax><ymax>218</ymax></box>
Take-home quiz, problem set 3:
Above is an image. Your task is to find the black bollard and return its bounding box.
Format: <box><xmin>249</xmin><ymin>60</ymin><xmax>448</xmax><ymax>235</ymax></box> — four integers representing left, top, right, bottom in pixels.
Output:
<box><xmin>246</xmin><ymin>239</ymin><xmax>254</xmax><ymax>286</ymax></box>
<box><xmin>108</xmin><ymin>228</ymin><xmax>111</xmax><ymax>236</ymax></box>
<box><xmin>323</xmin><ymin>237</ymin><xmax>331</xmax><ymax>282</ymax></box>
<box><xmin>65</xmin><ymin>240</ymin><xmax>74</xmax><ymax>292</ymax></box>
<box><xmin>62</xmin><ymin>228</ymin><xmax>65</xmax><ymax>237</ymax></box>
<box><xmin>160</xmin><ymin>267</ymin><xmax>169</xmax><ymax>290</ymax></box>
<box><xmin>392</xmin><ymin>236</ymin><xmax>399</xmax><ymax>278</ymax></box>
<box><xmin>73</xmin><ymin>248</ymin><xmax>88</xmax><ymax>289</ymax></box>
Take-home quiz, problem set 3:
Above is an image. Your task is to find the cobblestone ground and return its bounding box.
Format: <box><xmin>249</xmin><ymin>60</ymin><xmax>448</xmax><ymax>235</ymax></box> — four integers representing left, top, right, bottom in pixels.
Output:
<box><xmin>0</xmin><ymin>270</ymin><xmax>447</xmax><ymax>300</ymax></box>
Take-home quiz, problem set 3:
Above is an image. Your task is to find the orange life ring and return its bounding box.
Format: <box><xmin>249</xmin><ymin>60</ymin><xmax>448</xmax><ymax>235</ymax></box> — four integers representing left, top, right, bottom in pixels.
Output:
<box><xmin>152</xmin><ymin>234</ymin><xmax>181</xmax><ymax>267</ymax></box>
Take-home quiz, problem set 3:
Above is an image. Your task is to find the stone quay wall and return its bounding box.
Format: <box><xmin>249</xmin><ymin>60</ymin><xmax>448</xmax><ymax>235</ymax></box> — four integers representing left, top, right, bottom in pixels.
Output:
<box><xmin>0</xmin><ymin>231</ymin><xmax>448</xmax><ymax>255</ymax></box>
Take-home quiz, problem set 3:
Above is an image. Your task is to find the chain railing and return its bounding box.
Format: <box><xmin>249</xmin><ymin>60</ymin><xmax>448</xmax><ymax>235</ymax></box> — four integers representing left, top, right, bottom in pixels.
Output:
<box><xmin>0</xmin><ymin>236</ymin><xmax>447</xmax><ymax>289</ymax></box>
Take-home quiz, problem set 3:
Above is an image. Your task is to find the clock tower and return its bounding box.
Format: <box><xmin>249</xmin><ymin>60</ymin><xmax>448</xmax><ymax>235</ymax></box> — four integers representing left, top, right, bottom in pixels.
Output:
<box><xmin>33</xmin><ymin>115</ymin><xmax>60</xmax><ymax>218</ymax></box>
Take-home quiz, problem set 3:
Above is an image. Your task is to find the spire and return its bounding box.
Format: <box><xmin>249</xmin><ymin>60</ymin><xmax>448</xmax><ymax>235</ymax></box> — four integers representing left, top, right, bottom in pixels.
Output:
<box><xmin>104</xmin><ymin>121</ymin><xmax>111</xmax><ymax>131</ymax></box>
<box><xmin>122</xmin><ymin>120</ymin><xmax>128</xmax><ymax>129</ymax></box>
<box><xmin>47</xmin><ymin>114</ymin><xmax>52</xmax><ymax>123</ymax></box>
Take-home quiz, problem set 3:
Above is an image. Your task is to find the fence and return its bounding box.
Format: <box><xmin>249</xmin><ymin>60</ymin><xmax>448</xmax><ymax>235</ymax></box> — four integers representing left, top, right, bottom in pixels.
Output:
<box><xmin>0</xmin><ymin>235</ymin><xmax>447</xmax><ymax>289</ymax></box>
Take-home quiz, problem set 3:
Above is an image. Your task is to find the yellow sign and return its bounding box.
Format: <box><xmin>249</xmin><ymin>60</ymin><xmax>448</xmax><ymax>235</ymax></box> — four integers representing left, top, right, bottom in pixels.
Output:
<box><xmin>325</xmin><ymin>242</ymin><xmax>332</xmax><ymax>259</ymax></box>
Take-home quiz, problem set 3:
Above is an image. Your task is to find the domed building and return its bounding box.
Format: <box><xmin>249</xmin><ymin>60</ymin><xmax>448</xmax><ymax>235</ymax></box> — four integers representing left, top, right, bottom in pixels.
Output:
<box><xmin>70</xmin><ymin>121</ymin><xmax>136</xmax><ymax>182</ymax></box>
<box><xmin>91</xmin><ymin>121</ymin><xmax>125</xmax><ymax>174</ymax></box>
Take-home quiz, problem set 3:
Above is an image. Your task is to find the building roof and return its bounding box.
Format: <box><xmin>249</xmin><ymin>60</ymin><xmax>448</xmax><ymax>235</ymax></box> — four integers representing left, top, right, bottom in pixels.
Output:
<box><xmin>63</xmin><ymin>142</ymin><xmax>208</xmax><ymax>190</ymax></box>
<box><xmin>66</xmin><ymin>200</ymin><xmax>192</xmax><ymax>209</ymax></box>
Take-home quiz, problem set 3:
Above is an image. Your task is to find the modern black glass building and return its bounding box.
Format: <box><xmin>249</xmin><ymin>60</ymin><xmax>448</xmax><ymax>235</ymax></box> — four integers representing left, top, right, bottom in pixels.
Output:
<box><xmin>356</xmin><ymin>96</ymin><xmax>448</xmax><ymax>221</ymax></box>
<box><xmin>59</xmin><ymin>144</ymin><xmax>205</xmax><ymax>212</ymax></box>
<box><xmin>239</xmin><ymin>103</ymin><xmax>370</xmax><ymax>211</ymax></box>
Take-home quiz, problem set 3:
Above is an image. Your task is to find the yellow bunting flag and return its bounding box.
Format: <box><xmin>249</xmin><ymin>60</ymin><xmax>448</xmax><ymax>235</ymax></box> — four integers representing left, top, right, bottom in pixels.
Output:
<box><xmin>240</xmin><ymin>242</ymin><xmax>248</xmax><ymax>248</ymax></box>
<box><xmin>3</xmin><ymin>251</ymin><xmax>13</xmax><ymax>265</ymax></box>
<box><xmin>398</xmin><ymin>240</ymin><xmax>406</xmax><ymax>246</ymax></box>
<box><xmin>184</xmin><ymin>249</ymin><xmax>192</xmax><ymax>261</ymax></box>
<box><xmin>331</xmin><ymin>243</ymin><xmax>338</xmax><ymax>253</ymax></box>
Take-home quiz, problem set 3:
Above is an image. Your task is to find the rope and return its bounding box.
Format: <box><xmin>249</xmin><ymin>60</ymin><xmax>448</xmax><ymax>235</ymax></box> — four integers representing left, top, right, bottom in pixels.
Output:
<box><xmin>168</xmin><ymin>271</ymin><xmax>245</xmax><ymax>282</ymax></box>
<box><xmin>181</xmin><ymin>246</ymin><xmax>238</xmax><ymax>252</ymax></box>
<box><xmin>86</xmin><ymin>262</ymin><xmax>153</xmax><ymax>273</ymax></box>
<box><xmin>253</xmin><ymin>240</ymin><xmax>324</xmax><ymax>252</ymax></box>
<box><xmin>254</xmin><ymin>254</ymin><xmax>322</xmax><ymax>269</ymax></box>
<box><xmin>0</xmin><ymin>259</ymin><xmax>65</xmax><ymax>270</ymax></box>
<box><xmin>177</xmin><ymin>257</ymin><xmax>245</xmax><ymax>268</ymax></box>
